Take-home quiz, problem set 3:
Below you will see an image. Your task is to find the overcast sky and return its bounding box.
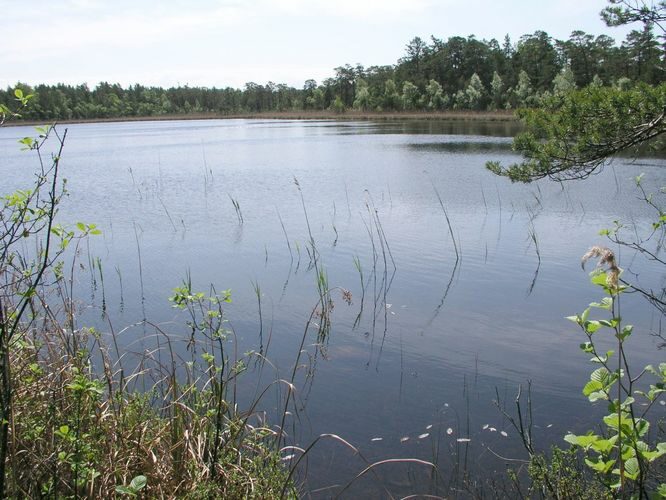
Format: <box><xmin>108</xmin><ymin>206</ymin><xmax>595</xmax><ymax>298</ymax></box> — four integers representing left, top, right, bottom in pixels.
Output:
<box><xmin>2</xmin><ymin>0</ymin><xmax>634</xmax><ymax>89</ymax></box>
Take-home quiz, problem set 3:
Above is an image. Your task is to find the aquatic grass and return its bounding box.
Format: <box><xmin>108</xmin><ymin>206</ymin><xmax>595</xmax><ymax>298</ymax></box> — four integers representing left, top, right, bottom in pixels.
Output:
<box><xmin>157</xmin><ymin>193</ymin><xmax>177</xmax><ymax>231</ymax></box>
<box><xmin>127</xmin><ymin>167</ymin><xmax>142</xmax><ymax>200</ymax></box>
<box><xmin>331</xmin><ymin>220</ymin><xmax>339</xmax><ymax>247</ymax></box>
<box><xmin>132</xmin><ymin>222</ymin><xmax>146</xmax><ymax>321</ymax></box>
<box><xmin>251</xmin><ymin>280</ymin><xmax>264</xmax><ymax>353</ymax></box>
<box><xmin>276</xmin><ymin>207</ymin><xmax>293</xmax><ymax>262</ymax></box>
<box><xmin>432</xmin><ymin>185</ymin><xmax>460</xmax><ymax>264</ymax></box>
<box><xmin>480</xmin><ymin>183</ymin><xmax>488</xmax><ymax>214</ymax></box>
<box><xmin>293</xmin><ymin>176</ymin><xmax>333</xmax><ymax>341</ymax></box>
<box><xmin>420</xmin><ymin>185</ymin><xmax>462</xmax><ymax>330</ymax></box>
<box><xmin>1</xmin><ymin>178</ymin><xmax>298</xmax><ymax>496</ymax></box>
<box><xmin>94</xmin><ymin>256</ymin><xmax>106</xmax><ymax>313</ymax></box>
<box><xmin>352</xmin><ymin>255</ymin><xmax>365</xmax><ymax>329</ymax></box>
<box><xmin>344</xmin><ymin>181</ymin><xmax>352</xmax><ymax>218</ymax></box>
<box><xmin>228</xmin><ymin>194</ymin><xmax>243</xmax><ymax>224</ymax></box>
<box><xmin>114</xmin><ymin>265</ymin><xmax>124</xmax><ymax>311</ymax></box>
<box><xmin>526</xmin><ymin>219</ymin><xmax>541</xmax><ymax>295</ymax></box>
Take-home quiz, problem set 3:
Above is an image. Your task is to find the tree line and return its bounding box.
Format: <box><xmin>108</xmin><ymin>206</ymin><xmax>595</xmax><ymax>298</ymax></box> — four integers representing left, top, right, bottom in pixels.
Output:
<box><xmin>3</xmin><ymin>24</ymin><xmax>664</xmax><ymax>120</ymax></box>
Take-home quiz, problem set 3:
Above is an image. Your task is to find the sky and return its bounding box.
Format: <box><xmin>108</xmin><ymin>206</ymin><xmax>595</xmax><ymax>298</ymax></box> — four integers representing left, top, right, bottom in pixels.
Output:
<box><xmin>1</xmin><ymin>0</ymin><xmax>635</xmax><ymax>90</ymax></box>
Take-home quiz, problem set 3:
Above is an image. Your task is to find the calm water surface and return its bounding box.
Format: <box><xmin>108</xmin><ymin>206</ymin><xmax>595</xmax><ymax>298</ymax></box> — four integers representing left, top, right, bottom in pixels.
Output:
<box><xmin>2</xmin><ymin>119</ymin><xmax>665</xmax><ymax>496</ymax></box>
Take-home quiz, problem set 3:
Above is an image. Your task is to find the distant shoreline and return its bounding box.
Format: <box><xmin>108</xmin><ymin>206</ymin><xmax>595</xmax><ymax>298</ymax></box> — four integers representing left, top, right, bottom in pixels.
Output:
<box><xmin>7</xmin><ymin>109</ymin><xmax>518</xmax><ymax>127</ymax></box>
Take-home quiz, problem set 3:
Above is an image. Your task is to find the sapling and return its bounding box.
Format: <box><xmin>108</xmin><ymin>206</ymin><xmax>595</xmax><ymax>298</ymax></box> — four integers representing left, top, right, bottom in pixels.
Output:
<box><xmin>565</xmin><ymin>246</ymin><xmax>666</xmax><ymax>497</ymax></box>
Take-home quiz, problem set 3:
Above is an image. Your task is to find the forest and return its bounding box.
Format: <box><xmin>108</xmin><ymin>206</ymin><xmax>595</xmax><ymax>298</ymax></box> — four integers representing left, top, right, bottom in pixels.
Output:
<box><xmin>2</xmin><ymin>24</ymin><xmax>664</xmax><ymax>121</ymax></box>
<box><xmin>1</xmin><ymin>1</ymin><xmax>666</xmax><ymax>497</ymax></box>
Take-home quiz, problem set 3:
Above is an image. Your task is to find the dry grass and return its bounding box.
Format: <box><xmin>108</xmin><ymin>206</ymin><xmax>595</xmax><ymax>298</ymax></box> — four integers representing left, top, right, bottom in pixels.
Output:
<box><xmin>8</xmin><ymin>325</ymin><xmax>295</xmax><ymax>498</ymax></box>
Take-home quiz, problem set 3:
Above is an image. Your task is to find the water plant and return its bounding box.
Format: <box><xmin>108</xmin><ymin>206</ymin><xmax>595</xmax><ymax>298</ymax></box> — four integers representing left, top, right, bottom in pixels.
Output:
<box><xmin>228</xmin><ymin>194</ymin><xmax>244</xmax><ymax>224</ymax></box>
<box><xmin>0</xmin><ymin>101</ymin><xmax>295</xmax><ymax>496</ymax></box>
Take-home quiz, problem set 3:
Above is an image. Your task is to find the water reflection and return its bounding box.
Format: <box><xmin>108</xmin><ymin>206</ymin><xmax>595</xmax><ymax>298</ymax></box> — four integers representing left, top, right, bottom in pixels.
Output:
<box><xmin>0</xmin><ymin>118</ymin><xmax>664</xmax><ymax>495</ymax></box>
<box><xmin>407</xmin><ymin>140</ymin><xmax>513</xmax><ymax>154</ymax></box>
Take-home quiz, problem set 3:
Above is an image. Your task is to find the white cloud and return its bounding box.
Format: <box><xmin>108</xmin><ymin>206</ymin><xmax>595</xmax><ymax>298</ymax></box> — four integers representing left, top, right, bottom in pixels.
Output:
<box><xmin>1</xmin><ymin>3</ymin><xmax>249</xmax><ymax>61</ymax></box>
<box><xmin>265</xmin><ymin>0</ymin><xmax>433</xmax><ymax>20</ymax></box>
<box><xmin>0</xmin><ymin>0</ymin><xmax>630</xmax><ymax>89</ymax></box>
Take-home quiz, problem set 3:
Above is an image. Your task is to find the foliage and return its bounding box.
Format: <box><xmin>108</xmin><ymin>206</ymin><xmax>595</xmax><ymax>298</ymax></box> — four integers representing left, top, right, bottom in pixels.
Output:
<box><xmin>0</xmin><ymin>102</ymin><xmax>295</xmax><ymax>497</ymax></box>
<box><xmin>9</xmin><ymin>326</ymin><xmax>295</xmax><ymax>498</ymax></box>
<box><xmin>486</xmin><ymin>1</ymin><xmax>665</xmax><ymax>182</ymax></box>
<box><xmin>565</xmin><ymin>251</ymin><xmax>666</xmax><ymax>497</ymax></box>
<box><xmin>352</xmin><ymin>78</ymin><xmax>371</xmax><ymax>111</ymax></box>
<box><xmin>330</xmin><ymin>95</ymin><xmax>346</xmax><ymax>113</ymax></box>
<box><xmin>552</xmin><ymin>67</ymin><xmax>577</xmax><ymax>95</ymax></box>
<box><xmin>486</xmin><ymin>82</ymin><xmax>666</xmax><ymax>182</ymax></box>
<box><xmin>464</xmin><ymin>73</ymin><xmax>487</xmax><ymax>110</ymax></box>
<box><xmin>513</xmin><ymin>70</ymin><xmax>538</xmax><ymax>109</ymax></box>
<box><xmin>3</xmin><ymin>4</ymin><xmax>665</xmax><ymax>120</ymax></box>
<box><xmin>0</xmin><ymin>95</ymin><xmax>81</xmax><ymax>495</ymax></box>
<box><xmin>425</xmin><ymin>79</ymin><xmax>447</xmax><ymax>110</ymax></box>
<box><xmin>514</xmin><ymin>31</ymin><xmax>561</xmax><ymax>91</ymax></box>
<box><xmin>528</xmin><ymin>447</ymin><xmax>611</xmax><ymax>499</ymax></box>
<box><xmin>489</xmin><ymin>71</ymin><xmax>505</xmax><ymax>110</ymax></box>
<box><xmin>602</xmin><ymin>0</ymin><xmax>666</xmax><ymax>29</ymax></box>
<box><xmin>401</xmin><ymin>81</ymin><xmax>421</xmax><ymax>110</ymax></box>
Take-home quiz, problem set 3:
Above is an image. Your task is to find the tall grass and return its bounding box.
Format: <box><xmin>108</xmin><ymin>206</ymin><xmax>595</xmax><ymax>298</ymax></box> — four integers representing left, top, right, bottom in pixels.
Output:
<box><xmin>8</xmin><ymin>319</ymin><xmax>296</xmax><ymax>497</ymax></box>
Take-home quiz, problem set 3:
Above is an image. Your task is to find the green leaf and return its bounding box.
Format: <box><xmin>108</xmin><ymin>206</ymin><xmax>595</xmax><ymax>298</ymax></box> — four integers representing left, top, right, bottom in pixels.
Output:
<box><xmin>579</xmin><ymin>342</ymin><xmax>594</xmax><ymax>353</ymax></box>
<box><xmin>18</xmin><ymin>137</ymin><xmax>34</xmax><ymax>149</ymax></box>
<box><xmin>590</xmin><ymin>271</ymin><xmax>608</xmax><ymax>287</ymax></box>
<box><xmin>656</xmin><ymin>483</ymin><xmax>666</xmax><ymax>498</ymax></box>
<box><xmin>620</xmin><ymin>396</ymin><xmax>635</xmax><ymax>408</ymax></box>
<box><xmin>589</xmin><ymin>391</ymin><xmax>608</xmax><ymax>402</ymax></box>
<box><xmin>618</xmin><ymin>325</ymin><xmax>633</xmax><ymax>341</ymax></box>
<box><xmin>129</xmin><ymin>475</ymin><xmax>147</xmax><ymax>491</ymax></box>
<box><xmin>635</xmin><ymin>418</ymin><xmax>650</xmax><ymax>437</ymax></box>
<box><xmin>585</xmin><ymin>457</ymin><xmax>615</xmax><ymax>473</ymax></box>
<box><xmin>590</xmin><ymin>438</ymin><xmax>615</xmax><ymax>454</ymax></box>
<box><xmin>590</xmin><ymin>349</ymin><xmax>614</xmax><ymax>363</ymax></box>
<box><xmin>564</xmin><ymin>433</ymin><xmax>600</xmax><ymax>449</ymax></box>
<box><xmin>640</xmin><ymin>448</ymin><xmax>666</xmax><ymax>462</ymax></box>
<box><xmin>583</xmin><ymin>380</ymin><xmax>603</xmax><ymax>397</ymax></box>
<box><xmin>590</xmin><ymin>297</ymin><xmax>612</xmax><ymax>310</ymax></box>
<box><xmin>623</xmin><ymin>457</ymin><xmax>639</xmax><ymax>480</ymax></box>
<box><xmin>584</xmin><ymin>320</ymin><xmax>602</xmax><ymax>334</ymax></box>
<box><xmin>603</xmin><ymin>412</ymin><xmax>626</xmax><ymax>430</ymax></box>
<box><xmin>599</xmin><ymin>318</ymin><xmax>620</xmax><ymax>328</ymax></box>
<box><xmin>591</xmin><ymin>367</ymin><xmax>611</xmax><ymax>384</ymax></box>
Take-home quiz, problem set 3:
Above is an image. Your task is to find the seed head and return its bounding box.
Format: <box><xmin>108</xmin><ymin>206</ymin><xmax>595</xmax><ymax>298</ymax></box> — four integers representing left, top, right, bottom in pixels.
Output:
<box><xmin>581</xmin><ymin>246</ymin><xmax>621</xmax><ymax>290</ymax></box>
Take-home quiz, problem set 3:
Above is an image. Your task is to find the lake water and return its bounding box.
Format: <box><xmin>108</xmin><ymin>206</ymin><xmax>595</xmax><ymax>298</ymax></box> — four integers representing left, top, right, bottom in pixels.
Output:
<box><xmin>1</xmin><ymin>119</ymin><xmax>665</xmax><ymax>496</ymax></box>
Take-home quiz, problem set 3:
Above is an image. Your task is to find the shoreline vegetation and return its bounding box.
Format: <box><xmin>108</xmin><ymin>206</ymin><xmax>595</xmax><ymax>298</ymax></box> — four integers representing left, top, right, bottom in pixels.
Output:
<box><xmin>3</xmin><ymin>14</ymin><xmax>662</xmax><ymax>130</ymax></box>
<box><xmin>7</xmin><ymin>109</ymin><xmax>518</xmax><ymax>127</ymax></box>
<box><xmin>2</xmin><ymin>0</ymin><xmax>666</xmax><ymax>496</ymax></box>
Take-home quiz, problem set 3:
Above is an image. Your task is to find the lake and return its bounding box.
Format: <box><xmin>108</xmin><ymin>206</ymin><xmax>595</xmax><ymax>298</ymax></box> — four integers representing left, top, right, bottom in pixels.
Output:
<box><xmin>1</xmin><ymin>118</ymin><xmax>665</xmax><ymax>496</ymax></box>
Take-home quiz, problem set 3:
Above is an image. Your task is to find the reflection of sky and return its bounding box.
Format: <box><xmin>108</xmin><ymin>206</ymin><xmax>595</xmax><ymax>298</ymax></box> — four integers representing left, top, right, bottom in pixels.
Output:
<box><xmin>1</xmin><ymin>119</ymin><xmax>664</xmax><ymax>494</ymax></box>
